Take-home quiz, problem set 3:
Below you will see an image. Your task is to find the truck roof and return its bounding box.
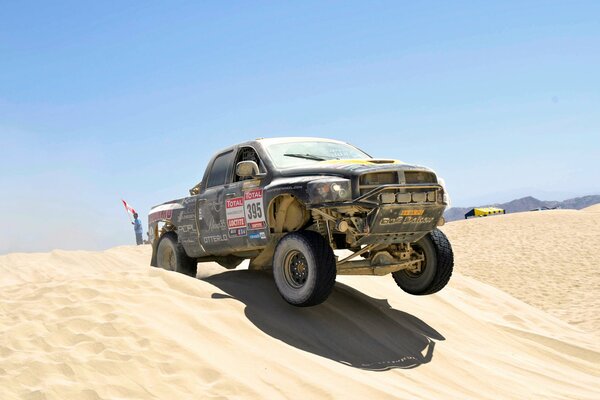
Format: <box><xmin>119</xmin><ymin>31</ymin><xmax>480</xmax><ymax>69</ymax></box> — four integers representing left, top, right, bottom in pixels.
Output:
<box><xmin>255</xmin><ymin>137</ymin><xmax>347</xmax><ymax>146</ymax></box>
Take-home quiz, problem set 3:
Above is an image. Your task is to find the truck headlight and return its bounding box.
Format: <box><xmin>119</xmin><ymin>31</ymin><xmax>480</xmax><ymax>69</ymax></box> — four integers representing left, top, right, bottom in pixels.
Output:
<box><xmin>308</xmin><ymin>178</ymin><xmax>352</xmax><ymax>203</ymax></box>
<box><xmin>437</xmin><ymin>177</ymin><xmax>451</xmax><ymax>207</ymax></box>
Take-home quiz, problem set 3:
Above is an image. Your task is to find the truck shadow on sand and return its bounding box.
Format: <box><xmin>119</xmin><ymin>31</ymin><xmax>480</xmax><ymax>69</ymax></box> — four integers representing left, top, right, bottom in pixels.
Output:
<box><xmin>203</xmin><ymin>270</ymin><xmax>445</xmax><ymax>371</ymax></box>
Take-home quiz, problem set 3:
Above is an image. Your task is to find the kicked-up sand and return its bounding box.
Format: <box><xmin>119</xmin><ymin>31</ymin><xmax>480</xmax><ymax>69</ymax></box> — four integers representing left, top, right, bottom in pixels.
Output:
<box><xmin>0</xmin><ymin>209</ymin><xmax>598</xmax><ymax>399</ymax></box>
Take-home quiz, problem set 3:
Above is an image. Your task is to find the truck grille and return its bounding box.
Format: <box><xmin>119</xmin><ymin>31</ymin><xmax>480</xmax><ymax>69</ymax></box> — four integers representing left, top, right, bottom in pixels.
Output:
<box><xmin>404</xmin><ymin>171</ymin><xmax>437</xmax><ymax>184</ymax></box>
<box><xmin>358</xmin><ymin>170</ymin><xmax>440</xmax><ymax>204</ymax></box>
<box><xmin>359</xmin><ymin>172</ymin><xmax>399</xmax><ymax>195</ymax></box>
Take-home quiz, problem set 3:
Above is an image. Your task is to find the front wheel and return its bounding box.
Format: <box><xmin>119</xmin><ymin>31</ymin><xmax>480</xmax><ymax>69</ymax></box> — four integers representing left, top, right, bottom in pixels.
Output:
<box><xmin>392</xmin><ymin>229</ymin><xmax>454</xmax><ymax>295</ymax></box>
<box><xmin>273</xmin><ymin>230</ymin><xmax>337</xmax><ymax>307</ymax></box>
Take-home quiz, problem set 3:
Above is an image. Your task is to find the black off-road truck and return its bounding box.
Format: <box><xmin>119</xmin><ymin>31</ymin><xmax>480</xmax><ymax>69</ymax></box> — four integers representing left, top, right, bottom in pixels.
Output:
<box><xmin>149</xmin><ymin>137</ymin><xmax>453</xmax><ymax>306</ymax></box>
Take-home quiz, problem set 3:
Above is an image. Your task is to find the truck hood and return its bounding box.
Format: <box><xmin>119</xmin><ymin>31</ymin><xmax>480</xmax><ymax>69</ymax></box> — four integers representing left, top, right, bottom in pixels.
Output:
<box><xmin>278</xmin><ymin>159</ymin><xmax>434</xmax><ymax>178</ymax></box>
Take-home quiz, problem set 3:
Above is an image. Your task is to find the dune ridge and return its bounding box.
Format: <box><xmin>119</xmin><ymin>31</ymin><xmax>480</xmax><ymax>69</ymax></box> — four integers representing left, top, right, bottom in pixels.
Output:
<box><xmin>582</xmin><ymin>203</ymin><xmax>600</xmax><ymax>213</ymax></box>
<box><xmin>1</xmin><ymin>211</ymin><xmax>599</xmax><ymax>399</ymax></box>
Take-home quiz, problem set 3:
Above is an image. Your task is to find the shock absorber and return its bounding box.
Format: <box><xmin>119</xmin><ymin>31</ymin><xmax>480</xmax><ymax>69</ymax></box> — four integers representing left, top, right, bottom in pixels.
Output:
<box><xmin>311</xmin><ymin>210</ymin><xmax>333</xmax><ymax>246</ymax></box>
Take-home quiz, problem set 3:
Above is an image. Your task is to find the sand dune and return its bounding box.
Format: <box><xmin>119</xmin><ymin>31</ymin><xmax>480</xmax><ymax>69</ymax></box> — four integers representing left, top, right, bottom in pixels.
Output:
<box><xmin>1</xmin><ymin>211</ymin><xmax>599</xmax><ymax>399</ymax></box>
<box><xmin>440</xmin><ymin>209</ymin><xmax>600</xmax><ymax>333</ymax></box>
<box><xmin>582</xmin><ymin>203</ymin><xmax>600</xmax><ymax>213</ymax></box>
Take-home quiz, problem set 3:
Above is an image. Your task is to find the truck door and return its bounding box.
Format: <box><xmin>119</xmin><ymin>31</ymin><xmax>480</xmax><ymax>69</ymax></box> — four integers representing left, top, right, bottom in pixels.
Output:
<box><xmin>224</xmin><ymin>146</ymin><xmax>269</xmax><ymax>250</ymax></box>
<box><xmin>197</xmin><ymin>150</ymin><xmax>234</xmax><ymax>254</ymax></box>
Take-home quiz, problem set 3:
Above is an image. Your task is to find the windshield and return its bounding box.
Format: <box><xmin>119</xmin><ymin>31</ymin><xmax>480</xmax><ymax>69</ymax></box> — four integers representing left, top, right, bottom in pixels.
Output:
<box><xmin>264</xmin><ymin>140</ymin><xmax>371</xmax><ymax>168</ymax></box>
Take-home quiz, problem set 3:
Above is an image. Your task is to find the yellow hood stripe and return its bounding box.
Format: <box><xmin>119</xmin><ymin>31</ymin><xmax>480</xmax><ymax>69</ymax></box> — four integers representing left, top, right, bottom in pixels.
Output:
<box><xmin>319</xmin><ymin>159</ymin><xmax>403</xmax><ymax>165</ymax></box>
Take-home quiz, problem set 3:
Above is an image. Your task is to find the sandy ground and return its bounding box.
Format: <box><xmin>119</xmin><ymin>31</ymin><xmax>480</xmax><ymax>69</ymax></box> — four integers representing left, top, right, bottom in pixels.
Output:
<box><xmin>1</xmin><ymin>211</ymin><xmax>599</xmax><ymax>399</ymax></box>
<box><xmin>440</xmin><ymin>208</ymin><xmax>600</xmax><ymax>333</ymax></box>
<box><xmin>582</xmin><ymin>203</ymin><xmax>600</xmax><ymax>213</ymax></box>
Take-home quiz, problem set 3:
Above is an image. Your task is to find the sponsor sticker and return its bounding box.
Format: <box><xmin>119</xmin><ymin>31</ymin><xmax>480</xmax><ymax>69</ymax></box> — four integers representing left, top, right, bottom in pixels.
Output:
<box><xmin>149</xmin><ymin>209</ymin><xmax>173</xmax><ymax>223</ymax></box>
<box><xmin>381</xmin><ymin>216</ymin><xmax>434</xmax><ymax>225</ymax></box>
<box><xmin>203</xmin><ymin>234</ymin><xmax>228</xmax><ymax>244</ymax></box>
<box><xmin>223</xmin><ymin>189</ymin><xmax>267</xmax><ymax>235</ymax></box>
<box><xmin>401</xmin><ymin>209</ymin><xmax>424</xmax><ymax>216</ymax></box>
<box><xmin>226</xmin><ymin>197</ymin><xmax>246</xmax><ymax>230</ymax></box>
<box><xmin>403</xmin><ymin>216</ymin><xmax>434</xmax><ymax>224</ymax></box>
<box><xmin>244</xmin><ymin>189</ymin><xmax>266</xmax><ymax>230</ymax></box>
<box><xmin>242</xmin><ymin>179</ymin><xmax>261</xmax><ymax>190</ymax></box>
<box><xmin>229</xmin><ymin>227</ymin><xmax>247</xmax><ymax>237</ymax></box>
<box><xmin>248</xmin><ymin>231</ymin><xmax>268</xmax><ymax>240</ymax></box>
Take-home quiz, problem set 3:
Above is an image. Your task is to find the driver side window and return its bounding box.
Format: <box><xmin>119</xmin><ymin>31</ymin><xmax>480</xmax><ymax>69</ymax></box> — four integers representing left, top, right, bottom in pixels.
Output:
<box><xmin>207</xmin><ymin>150</ymin><xmax>234</xmax><ymax>188</ymax></box>
<box><xmin>233</xmin><ymin>147</ymin><xmax>264</xmax><ymax>182</ymax></box>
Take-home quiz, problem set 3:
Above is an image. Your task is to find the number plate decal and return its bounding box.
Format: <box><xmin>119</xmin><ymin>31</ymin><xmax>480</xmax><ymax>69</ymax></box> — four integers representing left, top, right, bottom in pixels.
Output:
<box><xmin>244</xmin><ymin>189</ymin><xmax>266</xmax><ymax>230</ymax></box>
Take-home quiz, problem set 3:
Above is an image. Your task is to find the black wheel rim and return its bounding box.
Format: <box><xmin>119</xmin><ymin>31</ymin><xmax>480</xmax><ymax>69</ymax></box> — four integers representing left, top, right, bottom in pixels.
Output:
<box><xmin>283</xmin><ymin>250</ymin><xmax>309</xmax><ymax>288</ymax></box>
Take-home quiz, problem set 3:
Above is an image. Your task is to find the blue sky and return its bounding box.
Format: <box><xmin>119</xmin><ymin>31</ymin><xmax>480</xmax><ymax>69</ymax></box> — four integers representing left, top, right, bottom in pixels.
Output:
<box><xmin>1</xmin><ymin>1</ymin><xmax>599</xmax><ymax>253</ymax></box>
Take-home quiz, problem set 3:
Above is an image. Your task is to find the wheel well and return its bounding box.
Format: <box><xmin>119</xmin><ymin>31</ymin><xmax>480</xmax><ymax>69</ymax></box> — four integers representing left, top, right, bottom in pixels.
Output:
<box><xmin>267</xmin><ymin>194</ymin><xmax>309</xmax><ymax>233</ymax></box>
<box><xmin>159</xmin><ymin>230</ymin><xmax>177</xmax><ymax>243</ymax></box>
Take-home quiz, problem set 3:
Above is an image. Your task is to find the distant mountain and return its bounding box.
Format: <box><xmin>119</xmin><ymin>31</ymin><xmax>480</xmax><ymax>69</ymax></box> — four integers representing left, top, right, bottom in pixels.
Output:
<box><xmin>444</xmin><ymin>195</ymin><xmax>600</xmax><ymax>222</ymax></box>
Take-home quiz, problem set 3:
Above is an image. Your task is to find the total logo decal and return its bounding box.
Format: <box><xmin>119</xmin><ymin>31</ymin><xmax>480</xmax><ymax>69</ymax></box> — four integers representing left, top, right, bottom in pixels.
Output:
<box><xmin>225</xmin><ymin>189</ymin><xmax>267</xmax><ymax>237</ymax></box>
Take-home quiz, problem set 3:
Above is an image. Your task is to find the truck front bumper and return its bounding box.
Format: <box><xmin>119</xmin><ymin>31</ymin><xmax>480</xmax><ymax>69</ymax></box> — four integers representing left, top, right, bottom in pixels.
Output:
<box><xmin>310</xmin><ymin>183</ymin><xmax>447</xmax><ymax>246</ymax></box>
<box><xmin>356</xmin><ymin>203</ymin><xmax>445</xmax><ymax>245</ymax></box>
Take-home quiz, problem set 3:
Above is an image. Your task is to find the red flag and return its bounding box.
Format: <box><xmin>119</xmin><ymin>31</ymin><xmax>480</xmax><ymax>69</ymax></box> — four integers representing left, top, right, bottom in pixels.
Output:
<box><xmin>122</xmin><ymin>199</ymin><xmax>136</xmax><ymax>215</ymax></box>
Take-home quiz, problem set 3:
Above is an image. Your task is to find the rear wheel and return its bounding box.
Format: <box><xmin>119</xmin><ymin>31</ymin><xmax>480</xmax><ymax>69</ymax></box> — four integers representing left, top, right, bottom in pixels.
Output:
<box><xmin>273</xmin><ymin>230</ymin><xmax>337</xmax><ymax>307</ymax></box>
<box><xmin>392</xmin><ymin>229</ymin><xmax>453</xmax><ymax>295</ymax></box>
<box><xmin>156</xmin><ymin>233</ymin><xmax>197</xmax><ymax>277</ymax></box>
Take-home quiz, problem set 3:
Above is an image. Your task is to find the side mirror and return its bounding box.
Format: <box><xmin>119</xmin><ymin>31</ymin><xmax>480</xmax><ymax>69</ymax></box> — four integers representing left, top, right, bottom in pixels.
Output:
<box><xmin>189</xmin><ymin>181</ymin><xmax>202</xmax><ymax>195</ymax></box>
<box><xmin>236</xmin><ymin>161</ymin><xmax>262</xmax><ymax>178</ymax></box>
